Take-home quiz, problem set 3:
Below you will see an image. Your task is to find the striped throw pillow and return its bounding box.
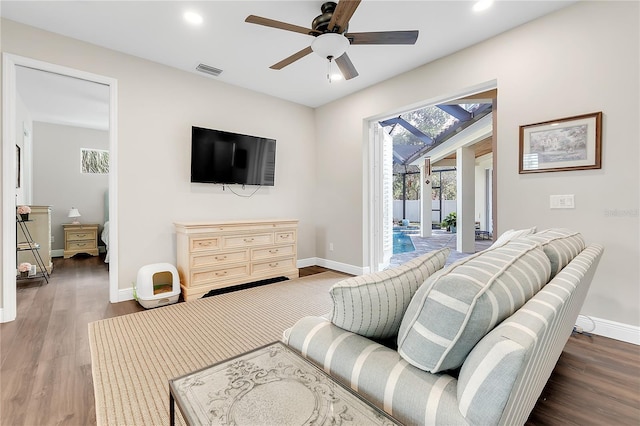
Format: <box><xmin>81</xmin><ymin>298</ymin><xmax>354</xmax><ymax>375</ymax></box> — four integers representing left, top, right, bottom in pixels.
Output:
<box><xmin>397</xmin><ymin>239</ymin><xmax>551</xmax><ymax>373</ymax></box>
<box><xmin>329</xmin><ymin>248</ymin><xmax>450</xmax><ymax>339</ymax></box>
<box><xmin>525</xmin><ymin>228</ymin><xmax>585</xmax><ymax>278</ymax></box>
<box><xmin>490</xmin><ymin>227</ymin><xmax>536</xmax><ymax>248</ymax></box>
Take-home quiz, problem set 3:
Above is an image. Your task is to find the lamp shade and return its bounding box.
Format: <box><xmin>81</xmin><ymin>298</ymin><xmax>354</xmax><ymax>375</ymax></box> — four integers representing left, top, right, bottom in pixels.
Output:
<box><xmin>311</xmin><ymin>33</ymin><xmax>349</xmax><ymax>59</ymax></box>
<box><xmin>68</xmin><ymin>207</ymin><xmax>81</xmax><ymax>224</ymax></box>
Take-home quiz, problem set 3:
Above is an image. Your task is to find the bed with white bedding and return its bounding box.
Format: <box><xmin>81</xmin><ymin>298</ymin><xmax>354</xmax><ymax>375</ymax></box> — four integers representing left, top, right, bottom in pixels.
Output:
<box><xmin>102</xmin><ymin>190</ymin><xmax>110</xmax><ymax>263</ymax></box>
<box><xmin>101</xmin><ymin>221</ymin><xmax>110</xmax><ymax>263</ymax></box>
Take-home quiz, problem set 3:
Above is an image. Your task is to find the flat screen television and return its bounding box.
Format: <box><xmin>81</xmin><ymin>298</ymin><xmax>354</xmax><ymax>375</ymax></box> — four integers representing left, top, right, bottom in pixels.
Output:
<box><xmin>191</xmin><ymin>126</ymin><xmax>276</xmax><ymax>186</ymax></box>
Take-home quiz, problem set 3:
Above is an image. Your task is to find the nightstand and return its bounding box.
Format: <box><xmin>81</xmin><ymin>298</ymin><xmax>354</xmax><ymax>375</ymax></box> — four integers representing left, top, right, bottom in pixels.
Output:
<box><xmin>63</xmin><ymin>223</ymin><xmax>99</xmax><ymax>258</ymax></box>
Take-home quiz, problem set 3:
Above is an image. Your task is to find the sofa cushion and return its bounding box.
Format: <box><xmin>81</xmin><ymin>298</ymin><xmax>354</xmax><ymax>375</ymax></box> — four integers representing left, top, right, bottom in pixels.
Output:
<box><xmin>284</xmin><ymin>316</ymin><xmax>468</xmax><ymax>425</ymax></box>
<box><xmin>525</xmin><ymin>228</ymin><xmax>585</xmax><ymax>278</ymax></box>
<box><xmin>490</xmin><ymin>227</ymin><xmax>536</xmax><ymax>248</ymax></box>
<box><xmin>329</xmin><ymin>248</ymin><xmax>450</xmax><ymax>339</ymax></box>
<box><xmin>397</xmin><ymin>239</ymin><xmax>551</xmax><ymax>373</ymax></box>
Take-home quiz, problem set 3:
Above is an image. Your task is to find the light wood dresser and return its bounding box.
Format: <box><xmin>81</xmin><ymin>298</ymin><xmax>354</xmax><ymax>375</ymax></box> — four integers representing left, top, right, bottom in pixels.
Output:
<box><xmin>63</xmin><ymin>223</ymin><xmax>99</xmax><ymax>258</ymax></box>
<box><xmin>175</xmin><ymin>219</ymin><xmax>299</xmax><ymax>301</ymax></box>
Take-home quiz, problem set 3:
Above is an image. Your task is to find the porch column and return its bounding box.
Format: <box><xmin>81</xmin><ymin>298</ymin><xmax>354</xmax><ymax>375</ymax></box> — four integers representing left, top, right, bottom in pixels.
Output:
<box><xmin>420</xmin><ymin>158</ymin><xmax>432</xmax><ymax>237</ymax></box>
<box><xmin>456</xmin><ymin>147</ymin><xmax>475</xmax><ymax>253</ymax></box>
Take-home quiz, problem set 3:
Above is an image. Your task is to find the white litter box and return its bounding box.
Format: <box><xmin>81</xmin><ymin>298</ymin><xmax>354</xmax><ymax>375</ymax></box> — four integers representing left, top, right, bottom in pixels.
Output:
<box><xmin>135</xmin><ymin>263</ymin><xmax>180</xmax><ymax>309</ymax></box>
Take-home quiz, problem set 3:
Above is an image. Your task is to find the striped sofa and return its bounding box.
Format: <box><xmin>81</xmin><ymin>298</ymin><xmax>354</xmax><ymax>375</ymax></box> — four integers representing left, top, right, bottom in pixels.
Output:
<box><xmin>284</xmin><ymin>229</ymin><xmax>603</xmax><ymax>425</ymax></box>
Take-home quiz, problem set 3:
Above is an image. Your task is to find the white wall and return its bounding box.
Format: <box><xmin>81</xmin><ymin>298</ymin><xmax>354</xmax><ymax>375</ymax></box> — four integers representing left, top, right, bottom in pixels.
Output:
<box><xmin>1</xmin><ymin>19</ymin><xmax>317</xmax><ymax>293</ymax></box>
<box><xmin>14</xmin><ymin>92</ymin><xmax>32</xmax><ymax>205</ymax></box>
<box><xmin>32</xmin><ymin>122</ymin><xmax>109</xmax><ymax>251</ymax></box>
<box><xmin>314</xmin><ymin>2</ymin><xmax>639</xmax><ymax>328</ymax></box>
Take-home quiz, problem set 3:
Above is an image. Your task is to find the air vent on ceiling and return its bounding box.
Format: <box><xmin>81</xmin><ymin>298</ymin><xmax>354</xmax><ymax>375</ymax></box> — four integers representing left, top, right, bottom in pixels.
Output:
<box><xmin>196</xmin><ymin>63</ymin><xmax>223</xmax><ymax>77</ymax></box>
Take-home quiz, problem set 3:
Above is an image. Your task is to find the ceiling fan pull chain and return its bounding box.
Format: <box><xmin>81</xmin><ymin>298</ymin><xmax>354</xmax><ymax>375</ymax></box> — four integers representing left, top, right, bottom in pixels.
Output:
<box><xmin>327</xmin><ymin>56</ymin><xmax>334</xmax><ymax>83</ymax></box>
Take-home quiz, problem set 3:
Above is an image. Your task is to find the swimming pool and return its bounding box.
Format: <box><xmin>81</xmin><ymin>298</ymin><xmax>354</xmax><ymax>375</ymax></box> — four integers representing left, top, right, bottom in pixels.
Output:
<box><xmin>393</xmin><ymin>231</ymin><xmax>416</xmax><ymax>254</ymax></box>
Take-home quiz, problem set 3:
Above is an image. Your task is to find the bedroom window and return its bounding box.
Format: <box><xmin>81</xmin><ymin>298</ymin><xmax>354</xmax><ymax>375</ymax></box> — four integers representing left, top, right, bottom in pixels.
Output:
<box><xmin>81</xmin><ymin>148</ymin><xmax>109</xmax><ymax>174</ymax></box>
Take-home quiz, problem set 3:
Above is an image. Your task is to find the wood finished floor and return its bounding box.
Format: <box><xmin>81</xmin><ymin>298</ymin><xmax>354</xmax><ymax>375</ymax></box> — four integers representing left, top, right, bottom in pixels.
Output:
<box><xmin>1</xmin><ymin>256</ymin><xmax>638</xmax><ymax>425</ymax></box>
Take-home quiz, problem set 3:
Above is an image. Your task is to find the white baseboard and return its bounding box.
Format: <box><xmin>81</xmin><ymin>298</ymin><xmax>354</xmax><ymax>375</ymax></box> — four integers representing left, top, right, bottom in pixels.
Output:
<box><xmin>118</xmin><ymin>287</ymin><xmax>134</xmax><ymax>302</ymax></box>
<box><xmin>296</xmin><ymin>257</ymin><xmax>317</xmax><ymax>268</ymax></box>
<box><xmin>299</xmin><ymin>257</ymin><xmax>365</xmax><ymax>276</ymax></box>
<box><xmin>576</xmin><ymin>315</ymin><xmax>639</xmax><ymax>345</ymax></box>
<box><xmin>52</xmin><ymin>248</ymin><xmax>105</xmax><ymax>258</ymax></box>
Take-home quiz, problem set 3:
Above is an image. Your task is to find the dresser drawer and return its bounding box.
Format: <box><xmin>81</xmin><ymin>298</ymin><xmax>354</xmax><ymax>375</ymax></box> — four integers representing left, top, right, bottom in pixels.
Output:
<box><xmin>191</xmin><ymin>264</ymin><xmax>250</xmax><ymax>287</ymax></box>
<box><xmin>275</xmin><ymin>231</ymin><xmax>296</xmax><ymax>244</ymax></box>
<box><xmin>252</xmin><ymin>245</ymin><xmax>295</xmax><ymax>261</ymax></box>
<box><xmin>191</xmin><ymin>249</ymin><xmax>249</xmax><ymax>268</ymax></box>
<box><xmin>67</xmin><ymin>240</ymin><xmax>97</xmax><ymax>251</ymax></box>
<box><xmin>223</xmin><ymin>233</ymin><xmax>273</xmax><ymax>249</ymax></box>
<box><xmin>190</xmin><ymin>236</ymin><xmax>221</xmax><ymax>252</ymax></box>
<box><xmin>66</xmin><ymin>230</ymin><xmax>96</xmax><ymax>241</ymax></box>
<box><xmin>251</xmin><ymin>257</ymin><xmax>297</xmax><ymax>275</ymax></box>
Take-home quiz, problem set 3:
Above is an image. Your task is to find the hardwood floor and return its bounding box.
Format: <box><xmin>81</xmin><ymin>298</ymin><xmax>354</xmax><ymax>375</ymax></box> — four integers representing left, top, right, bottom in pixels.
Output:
<box><xmin>1</xmin><ymin>258</ymin><xmax>638</xmax><ymax>425</ymax></box>
<box><xmin>1</xmin><ymin>255</ymin><xmax>144</xmax><ymax>425</ymax></box>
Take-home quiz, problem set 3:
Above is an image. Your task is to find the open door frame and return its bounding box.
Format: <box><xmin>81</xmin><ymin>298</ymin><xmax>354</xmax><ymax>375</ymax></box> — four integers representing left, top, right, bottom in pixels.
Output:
<box><xmin>1</xmin><ymin>54</ymin><xmax>119</xmax><ymax>322</ymax></box>
<box><xmin>364</xmin><ymin>81</ymin><xmax>497</xmax><ymax>272</ymax></box>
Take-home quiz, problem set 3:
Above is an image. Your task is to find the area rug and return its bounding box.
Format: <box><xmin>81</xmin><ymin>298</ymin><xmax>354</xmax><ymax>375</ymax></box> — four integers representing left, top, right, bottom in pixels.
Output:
<box><xmin>89</xmin><ymin>271</ymin><xmax>346</xmax><ymax>426</ymax></box>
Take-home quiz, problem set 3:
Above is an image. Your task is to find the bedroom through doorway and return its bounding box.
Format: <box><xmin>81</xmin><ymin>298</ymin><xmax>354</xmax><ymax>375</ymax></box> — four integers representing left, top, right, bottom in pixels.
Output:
<box><xmin>2</xmin><ymin>54</ymin><xmax>119</xmax><ymax>323</ymax></box>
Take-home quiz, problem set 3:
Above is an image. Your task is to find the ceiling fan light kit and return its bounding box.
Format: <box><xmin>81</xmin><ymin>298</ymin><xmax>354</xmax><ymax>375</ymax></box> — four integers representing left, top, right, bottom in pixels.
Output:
<box><xmin>311</xmin><ymin>33</ymin><xmax>350</xmax><ymax>60</ymax></box>
<box><xmin>245</xmin><ymin>0</ymin><xmax>418</xmax><ymax>82</ymax></box>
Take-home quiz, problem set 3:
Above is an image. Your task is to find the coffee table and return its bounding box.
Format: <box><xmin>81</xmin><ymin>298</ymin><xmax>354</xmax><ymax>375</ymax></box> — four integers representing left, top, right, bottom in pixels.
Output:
<box><xmin>169</xmin><ymin>341</ymin><xmax>400</xmax><ymax>425</ymax></box>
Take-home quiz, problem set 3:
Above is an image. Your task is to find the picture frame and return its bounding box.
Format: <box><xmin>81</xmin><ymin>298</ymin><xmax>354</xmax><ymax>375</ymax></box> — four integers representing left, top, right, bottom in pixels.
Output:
<box><xmin>519</xmin><ymin>111</ymin><xmax>602</xmax><ymax>174</ymax></box>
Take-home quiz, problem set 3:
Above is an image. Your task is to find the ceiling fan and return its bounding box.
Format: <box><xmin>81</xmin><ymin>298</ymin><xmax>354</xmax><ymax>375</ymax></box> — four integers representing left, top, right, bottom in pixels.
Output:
<box><xmin>245</xmin><ymin>0</ymin><xmax>419</xmax><ymax>81</ymax></box>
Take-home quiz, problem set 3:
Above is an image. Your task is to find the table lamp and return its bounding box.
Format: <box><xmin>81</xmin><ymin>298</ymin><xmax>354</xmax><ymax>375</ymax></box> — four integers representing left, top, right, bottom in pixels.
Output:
<box><xmin>68</xmin><ymin>207</ymin><xmax>81</xmax><ymax>224</ymax></box>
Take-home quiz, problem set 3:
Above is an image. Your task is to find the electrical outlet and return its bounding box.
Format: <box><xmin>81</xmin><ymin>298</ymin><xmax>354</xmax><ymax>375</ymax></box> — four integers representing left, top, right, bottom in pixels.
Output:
<box><xmin>51</xmin><ymin>235</ymin><xmax>55</xmax><ymax>242</ymax></box>
<box><xmin>329</xmin><ymin>243</ymin><xmax>334</xmax><ymax>251</ymax></box>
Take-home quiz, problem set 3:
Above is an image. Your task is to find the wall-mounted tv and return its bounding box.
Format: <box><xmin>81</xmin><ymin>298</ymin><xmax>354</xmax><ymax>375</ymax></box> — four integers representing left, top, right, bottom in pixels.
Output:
<box><xmin>191</xmin><ymin>126</ymin><xmax>276</xmax><ymax>186</ymax></box>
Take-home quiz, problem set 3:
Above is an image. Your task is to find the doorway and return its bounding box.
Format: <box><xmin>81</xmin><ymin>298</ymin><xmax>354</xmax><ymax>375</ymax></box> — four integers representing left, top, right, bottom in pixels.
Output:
<box><xmin>2</xmin><ymin>54</ymin><xmax>119</xmax><ymax>323</ymax></box>
<box><xmin>365</xmin><ymin>83</ymin><xmax>497</xmax><ymax>272</ymax></box>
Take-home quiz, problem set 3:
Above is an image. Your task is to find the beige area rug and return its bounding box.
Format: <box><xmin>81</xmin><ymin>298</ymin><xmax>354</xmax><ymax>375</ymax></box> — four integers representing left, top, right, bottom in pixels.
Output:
<box><xmin>89</xmin><ymin>271</ymin><xmax>347</xmax><ymax>426</ymax></box>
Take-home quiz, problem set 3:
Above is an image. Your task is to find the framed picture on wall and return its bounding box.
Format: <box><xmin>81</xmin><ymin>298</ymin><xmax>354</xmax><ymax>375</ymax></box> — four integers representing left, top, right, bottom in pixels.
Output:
<box><xmin>16</xmin><ymin>145</ymin><xmax>21</xmax><ymax>188</ymax></box>
<box><xmin>519</xmin><ymin>111</ymin><xmax>602</xmax><ymax>173</ymax></box>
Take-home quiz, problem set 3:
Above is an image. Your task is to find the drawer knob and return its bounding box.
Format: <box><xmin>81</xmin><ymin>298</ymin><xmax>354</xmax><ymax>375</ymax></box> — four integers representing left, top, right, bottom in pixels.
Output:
<box><xmin>77</xmin><ymin>243</ymin><xmax>86</xmax><ymax>247</ymax></box>
<box><xmin>244</xmin><ymin>238</ymin><xmax>255</xmax><ymax>243</ymax></box>
<box><xmin>269</xmin><ymin>249</ymin><xmax>279</xmax><ymax>254</ymax></box>
<box><xmin>215</xmin><ymin>271</ymin><xmax>228</xmax><ymax>276</ymax></box>
<box><xmin>215</xmin><ymin>255</ymin><xmax>227</xmax><ymax>261</ymax></box>
<box><xmin>199</xmin><ymin>241</ymin><xmax>212</xmax><ymax>246</ymax></box>
<box><xmin>77</xmin><ymin>234</ymin><xmax>87</xmax><ymax>237</ymax></box>
<box><xmin>280</xmin><ymin>235</ymin><xmax>289</xmax><ymax>239</ymax></box>
<box><xmin>269</xmin><ymin>262</ymin><xmax>279</xmax><ymax>268</ymax></box>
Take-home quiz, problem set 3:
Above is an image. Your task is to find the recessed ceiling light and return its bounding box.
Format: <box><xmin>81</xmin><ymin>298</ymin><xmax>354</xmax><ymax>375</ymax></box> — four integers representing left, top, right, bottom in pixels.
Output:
<box><xmin>184</xmin><ymin>11</ymin><xmax>203</xmax><ymax>25</ymax></box>
<box><xmin>473</xmin><ymin>0</ymin><xmax>494</xmax><ymax>13</ymax></box>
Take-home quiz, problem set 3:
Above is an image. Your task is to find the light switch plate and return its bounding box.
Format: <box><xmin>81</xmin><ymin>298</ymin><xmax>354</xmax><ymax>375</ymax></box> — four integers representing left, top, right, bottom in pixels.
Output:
<box><xmin>550</xmin><ymin>194</ymin><xmax>575</xmax><ymax>209</ymax></box>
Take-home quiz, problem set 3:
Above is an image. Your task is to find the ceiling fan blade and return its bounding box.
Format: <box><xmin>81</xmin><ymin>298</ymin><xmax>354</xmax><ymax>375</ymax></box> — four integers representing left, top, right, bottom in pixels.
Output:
<box><xmin>347</xmin><ymin>30</ymin><xmax>419</xmax><ymax>45</ymax></box>
<box><xmin>327</xmin><ymin>0</ymin><xmax>362</xmax><ymax>33</ymax></box>
<box><xmin>335</xmin><ymin>53</ymin><xmax>359</xmax><ymax>80</ymax></box>
<box><xmin>270</xmin><ymin>46</ymin><xmax>314</xmax><ymax>70</ymax></box>
<box><xmin>245</xmin><ymin>15</ymin><xmax>318</xmax><ymax>36</ymax></box>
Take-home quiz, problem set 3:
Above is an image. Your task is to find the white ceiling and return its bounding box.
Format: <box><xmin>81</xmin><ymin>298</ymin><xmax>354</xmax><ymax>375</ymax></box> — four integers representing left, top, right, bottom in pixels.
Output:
<box><xmin>3</xmin><ymin>0</ymin><xmax>576</xmax><ymax>127</ymax></box>
<box><xmin>16</xmin><ymin>66</ymin><xmax>111</xmax><ymax>130</ymax></box>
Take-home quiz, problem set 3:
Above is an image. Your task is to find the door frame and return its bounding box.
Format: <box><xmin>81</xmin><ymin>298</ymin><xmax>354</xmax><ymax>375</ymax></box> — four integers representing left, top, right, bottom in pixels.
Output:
<box><xmin>364</xmin><ymin>81</ymin><xmax>497</xmax><ymax>272</ymax></box>
<box><xmin>1</xmin><ymin>53</ymin><xmax>119</xmax><ymax>322</ymax></box>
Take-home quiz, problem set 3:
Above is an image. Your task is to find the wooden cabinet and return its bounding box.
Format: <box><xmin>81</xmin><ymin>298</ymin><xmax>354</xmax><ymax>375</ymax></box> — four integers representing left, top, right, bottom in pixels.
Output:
<box><xmin>63</xmin><ymin>223</ymin><xmax>99</xmax><ymax>258</ymax></box>
<box><xmin>175</xmin><ymin>220</ymin><xmax>299</xmax><ymax>301</ymax></box>
<box><xmin>17</xmin><ymin>205</ymin><xmax>53</xmax><ymax>274</ymax></box>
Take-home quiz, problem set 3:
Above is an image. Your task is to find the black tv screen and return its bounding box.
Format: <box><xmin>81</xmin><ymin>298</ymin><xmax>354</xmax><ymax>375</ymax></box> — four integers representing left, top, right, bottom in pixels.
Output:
<box><xmin>191</xmin><ymin>126</ymin><xmax>276</xmax><ymax>186</ymax></box>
